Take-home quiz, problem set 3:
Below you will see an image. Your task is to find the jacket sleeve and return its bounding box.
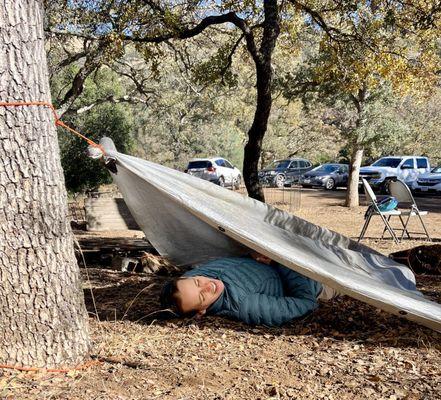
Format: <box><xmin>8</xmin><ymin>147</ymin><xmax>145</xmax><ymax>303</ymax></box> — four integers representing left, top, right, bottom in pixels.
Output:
<box><xmin>238</xmin><ymin>292</ymin><xmax>318</xmax><ymax>327</ymax></box>
<box><xmin>273</xmin><ymin>263</ymin><xmax>322</xmax><ymax>299</ymax></box>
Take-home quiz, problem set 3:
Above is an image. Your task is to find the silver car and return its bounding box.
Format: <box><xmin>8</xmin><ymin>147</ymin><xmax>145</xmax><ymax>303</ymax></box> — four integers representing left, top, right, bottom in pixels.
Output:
<box><xmin>185</xmin><ymin>157</ymin><xmax>242</xmax><ymax>189</ymax></box>
<box><xmin>299</xmin><ymin>163</ymin><xmax>349</xmax><ymax>190</ymax></box>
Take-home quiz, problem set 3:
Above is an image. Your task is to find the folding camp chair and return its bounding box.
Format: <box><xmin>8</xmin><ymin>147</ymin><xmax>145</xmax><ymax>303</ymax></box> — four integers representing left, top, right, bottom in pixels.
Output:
<box><xmin>358</xmin><ymin>178</ymin><xmax>402</xmax><ymax>244</ymax></box>
<box><xmin>388</xmin><ymin>179</ymin><xmax>431</xmax><ymax>241</ymax></box>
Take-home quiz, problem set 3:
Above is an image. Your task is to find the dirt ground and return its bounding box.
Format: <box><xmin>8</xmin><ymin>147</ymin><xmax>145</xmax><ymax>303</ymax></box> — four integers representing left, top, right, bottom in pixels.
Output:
<box><xmin>2</xmin><ymin>189</ymin><xmax>441</xmax><ymax>400</ymax></box>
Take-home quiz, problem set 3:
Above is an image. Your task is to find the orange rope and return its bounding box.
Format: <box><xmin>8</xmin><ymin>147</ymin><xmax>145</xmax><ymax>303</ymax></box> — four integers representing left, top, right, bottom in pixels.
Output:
<box><xmin>0</xmin><ymin>359</ymin><xmax>101</xmax><ymax>373</ymax></box>
<box><xmin>0</xmin><ymin>101</ymin><xmax>105</xmax><ymax>154</ymax></box>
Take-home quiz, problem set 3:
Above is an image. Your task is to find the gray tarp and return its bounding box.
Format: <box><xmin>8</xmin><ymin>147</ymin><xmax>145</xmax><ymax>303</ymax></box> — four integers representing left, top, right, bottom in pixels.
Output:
<box><xmin>99</xmin><ymin>138</ymin><xmax>441</xmax><ymax>332</ymax></box>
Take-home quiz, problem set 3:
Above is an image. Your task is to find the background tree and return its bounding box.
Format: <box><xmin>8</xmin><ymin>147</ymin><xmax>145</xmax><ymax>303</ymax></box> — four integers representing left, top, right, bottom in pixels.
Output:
<box><xmin>282</xmin><ymin>0</ymin><xmax>440</xmax><ymax>206</ymax></box>
<box><xmin>261</xmin><ymin>97</ymin><xmax>341</xmax><ymax>167</ymax></box>
<box><xmin>44</xmin><ymin>1</ymin><xmax>440</xmax><ymax>203</ymax></box>
<box><xmin>128</xmin><ymin>40</ymin><xmax>248</xmax><ymax>169</ymax></box>
<box><xmin>395</xmin><ymin>88</ymin><xmax>441</xmax><ymax>165</ymax></box>
<box><xmin>52</xmin><ymin>67</ymin><xmax>135</xmax><ymax>192</ymax></box>
<box><xmin>0</xmin><ymin>0</ymin><xmax>90</xmax><ymax>367</ymax></box>
<box><xmin>44</xmin><ymin>0</ymin><xmax>289</xmax><ymax>201</ymax></box>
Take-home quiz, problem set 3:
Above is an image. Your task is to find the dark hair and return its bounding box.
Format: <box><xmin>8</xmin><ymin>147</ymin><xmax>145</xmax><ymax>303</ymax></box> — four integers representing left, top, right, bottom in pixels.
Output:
<box><xmin>159</xmin><ymin>277</ymin><xmax>198</xmax><ymax>318</ymax></box>
<box><xmin>160</xmin><ymin>278</ymin><xmax>181</xmax><ymax>312</ymax></box>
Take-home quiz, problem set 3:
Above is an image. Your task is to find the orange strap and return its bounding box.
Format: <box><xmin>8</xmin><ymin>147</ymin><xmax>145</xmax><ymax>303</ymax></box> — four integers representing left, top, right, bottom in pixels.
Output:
<box><xmin>0</xmin><ymin>359</ymin><xmax>101</xmax><ymax>373</ymax></box>
<box><xmin>0</xmin><ymin>101</ymin><xmax>105</xmax><ymax>154</ymax></box>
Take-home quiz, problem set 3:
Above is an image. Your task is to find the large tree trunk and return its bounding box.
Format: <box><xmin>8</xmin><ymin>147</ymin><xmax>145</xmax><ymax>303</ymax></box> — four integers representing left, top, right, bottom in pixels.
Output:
<box><xmin>0</xmin><ymin>0</ymin><xmax>90</xmax><ymax>368</ymax></box>
<box><xmin>345</xmin><ymin>146</ymin><xmax>364</xmax><ymax>207</ymax></box>
<box><xmin>243</xmin><ymin>0</ymin><xmax>279</xmax><ymax>202</ymax></box>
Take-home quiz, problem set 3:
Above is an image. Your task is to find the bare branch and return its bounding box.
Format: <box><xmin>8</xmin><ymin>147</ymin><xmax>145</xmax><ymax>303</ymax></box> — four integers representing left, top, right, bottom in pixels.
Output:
<box><xmin>109</xmin><ymin>59</ymin><xmax>157</xmax><ymax>99</ymax></box>
<box><xmin>65</xmin><ymin>95</ymin><xmax>149</xmax><ymax>115</ymax></box>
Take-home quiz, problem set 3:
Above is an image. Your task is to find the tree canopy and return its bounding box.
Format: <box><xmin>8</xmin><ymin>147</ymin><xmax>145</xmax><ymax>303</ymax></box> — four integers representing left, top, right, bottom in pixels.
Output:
<box><xmin>44</xmin><ymin>0</ymin><xmax>441</xmax><ymax>202</ymax></box>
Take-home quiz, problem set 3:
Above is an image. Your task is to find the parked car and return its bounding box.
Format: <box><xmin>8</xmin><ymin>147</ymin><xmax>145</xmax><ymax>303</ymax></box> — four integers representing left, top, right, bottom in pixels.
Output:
<box><xmin>258</xmin><ymin>158</ymin><xmax>313</xmax><ymax>188</ymax></box>
<box><xmin>412</xmin><ymin>166</ymin><xmax>441</xmax><ymax>194</ymax></box>
<box><xmin>359</xmin><ymin>156</ymin><xmax>431</xmax><ymax>193</ymax></box>
<box><xmin>185</xmin><ymin>157</ymin><xmax>242</xmax><ymax>189</ymax></box>
<box><xmin>298</xmin><ymin>163</ymin><xmax>349</xmax><ymax>190</ymax></box>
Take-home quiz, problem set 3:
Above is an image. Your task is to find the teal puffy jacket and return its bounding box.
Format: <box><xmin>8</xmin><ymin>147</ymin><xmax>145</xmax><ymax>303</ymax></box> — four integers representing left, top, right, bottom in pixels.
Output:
<box><xmin>184</xmin><ymin>257</ymin><xmax>322</xmax><ymax>327</ymax></box>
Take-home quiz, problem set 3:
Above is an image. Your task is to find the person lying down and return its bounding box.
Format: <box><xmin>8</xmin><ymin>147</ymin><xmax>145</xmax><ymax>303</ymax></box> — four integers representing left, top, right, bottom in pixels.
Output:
<box><xmin>160</xmin><ymin>252</ymin><xmax>337</xmax><ymax>327</ymax></box>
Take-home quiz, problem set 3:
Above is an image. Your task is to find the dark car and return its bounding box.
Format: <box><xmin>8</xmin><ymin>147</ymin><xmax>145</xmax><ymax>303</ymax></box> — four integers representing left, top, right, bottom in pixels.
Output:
<box><xmin>258</xmin><ymin>158</ymin><xmax>313</xmax><ymax>188</ymax></box>
<box><xmin>299</xmin><ymin>163</ymin><xmax>349</xmax><ymax>190</ymax></box>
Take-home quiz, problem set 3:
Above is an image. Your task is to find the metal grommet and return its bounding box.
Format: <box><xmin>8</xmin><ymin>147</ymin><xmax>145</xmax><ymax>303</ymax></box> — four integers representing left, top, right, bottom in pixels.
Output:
<box><xmin>218</xmin><ymin>226</ymin><xmax>225</xmax><ymax>232</ymax></box>
<box><xmin>398</xmin><ymin>310</ymin><xmax>407</xmax><ymax>315</ymax></box>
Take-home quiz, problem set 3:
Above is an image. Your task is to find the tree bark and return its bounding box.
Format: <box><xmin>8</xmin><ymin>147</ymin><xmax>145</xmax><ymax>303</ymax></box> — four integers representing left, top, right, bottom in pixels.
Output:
<box><xmin>243</xmin><ymin>63</ymin><xmax>274</xmax><ymax>201</ymax></box>
<box><xmin>243</xmin><ymin>0</ymin><xmax>280</xmax><ymax>201</ymax></box>
<box><xmin>345</xmin><ymin>89</ymin><xmax>367</xmax><ymax>207</ymax></box>
<box><xmin>0</xmin><ymin>0</ymin><xmax>90</xmax><ymax>367</ymax></box>
<box><xmin>345</xmin><ymin>146</ymin><xmax>364</xmax><ymax>207</ymax></box>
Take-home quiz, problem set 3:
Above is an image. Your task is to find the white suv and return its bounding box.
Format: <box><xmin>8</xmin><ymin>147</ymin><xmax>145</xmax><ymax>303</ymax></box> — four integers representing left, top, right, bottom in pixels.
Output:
<box><xmin>185</xmin><ymin>157</ymin><xmax>242</xmax><ymax>189</ymax></box>
<box><xmin>359</xmin><ymin>156</ymin><xmax>431</xmax><ymax>192</ymax></box>
<box><xmin>413</xmin><ymin>166</ymin><xmax>441</xmax><ymax>194</ymax></box>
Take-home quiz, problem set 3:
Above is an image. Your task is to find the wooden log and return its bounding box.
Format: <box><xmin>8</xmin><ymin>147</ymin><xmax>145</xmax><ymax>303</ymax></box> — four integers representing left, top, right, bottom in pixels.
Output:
<box><xmin>76</xmin><ymin>236</ymin><xmax>155</xmax><ymax>253</ymax></box>
<box><xmin>390</xmin><ymin>244</ymin><xmax>441</xmax><ymax>275</ymax></box>
<box><xmin>74</xmin><ymin>236</ymin><xmax>157</xmax><ymax>267</ymax></box>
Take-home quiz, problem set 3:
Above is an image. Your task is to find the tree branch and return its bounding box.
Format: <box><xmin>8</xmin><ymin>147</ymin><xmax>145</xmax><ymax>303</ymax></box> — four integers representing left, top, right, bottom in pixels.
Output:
<box><xmin>122</xmin><ymin>12</ymin><xmax>260</xmax><ymax>63</ymax></box>
<box><xmin>109</xmin><ymin>60</ymin><xmax>157</xmax><ymax>99</ymax></box>
<box><xmin>65</xmin><ymin>95</ymin><xmax>149</xmax><ymax>116</ymax></box>
<box><xmin>219</xmin><ymin>34</ymin><xmax>244</xmax><ymax>84</ymax></box>
<box><xmin>56</xmin><ymin>46</ymin><xmax>107</xmax><ymax>117</ymax></box>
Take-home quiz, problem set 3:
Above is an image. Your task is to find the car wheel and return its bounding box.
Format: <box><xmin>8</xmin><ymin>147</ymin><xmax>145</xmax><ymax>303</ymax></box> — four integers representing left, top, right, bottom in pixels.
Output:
<box><xmin>218</xmin><ymin>176</ymin><xmax>225</xmax><ymax>187</ymax></box>
<box><xmin>234</xmin><ymin>175</ymin><xmax>241</xmax><ymax>190</ymax></box>
<box><xmin>325</xmin><ymin>178</ymin><xmax>335</xmax><ymax>190</ymax></box>
<box><xmin>275</xmin><ymin>174</ymin><xmax>285</xmax><ymax>188</ymax></box>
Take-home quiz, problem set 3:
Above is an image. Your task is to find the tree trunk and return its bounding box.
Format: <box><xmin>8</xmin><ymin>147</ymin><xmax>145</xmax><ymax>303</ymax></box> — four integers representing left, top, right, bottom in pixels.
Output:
<box><xmin>243</xmin><ymin>0</ymin><xmax>279</xmax><ymax>202</ymax></box>
<box><xmin>243</xmin><ymin>63</ymin><xmax>273</xmax><ymax>202</ymax></box>
<box><xmin>0</xmin><ymin>0</ymin><xmax>90</xmax><ymax>368</ymax></box>
<box><xmin>345</xmin><ymin>88</ymin><xmax>367</xmax><ymax>207</ymax></box>
<box><xmin>345</xmin><ymin>147</ymin><xmax>364</xmax><ymax>207</ymax></box>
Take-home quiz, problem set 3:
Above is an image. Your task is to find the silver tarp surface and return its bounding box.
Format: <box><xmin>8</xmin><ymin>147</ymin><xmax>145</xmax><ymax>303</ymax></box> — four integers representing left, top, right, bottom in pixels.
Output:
<box><xmin>99</xmin><ymin>138</ymin><xmax>441</xmax><ymax>331</ymax></box>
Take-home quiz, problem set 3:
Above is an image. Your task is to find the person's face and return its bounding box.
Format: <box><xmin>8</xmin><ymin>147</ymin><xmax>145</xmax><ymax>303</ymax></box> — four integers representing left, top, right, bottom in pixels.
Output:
<box><xmin>175</xmin><ymin>276</ymin><xmax>225</xmax><ymax>316</ymax></box>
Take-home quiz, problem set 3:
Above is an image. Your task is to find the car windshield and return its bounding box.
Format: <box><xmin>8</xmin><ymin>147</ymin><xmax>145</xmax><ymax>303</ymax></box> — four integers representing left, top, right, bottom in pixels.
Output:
<box><xmin>371</xmin><ymin>158</ymin><xmax>402</xmax><ymax>168</ymax></box>
<box><xmin>432</xmin><ymin>166</ymin><xmax>441</xmax><ymax>173</ymax></box>
<box><xmin>313</xmin><ymin>164</ymin><xmax>339</xmax><ymax>173</ymax></box>
<box><xmin>267</xmin><ymin>160</ymin><xmax>290</xmax><ymax>169</ymax></box>
<box><xmin>187</xmin><ymin>161</ymin><xmax>211</xmax><ymax>169</ymax></box>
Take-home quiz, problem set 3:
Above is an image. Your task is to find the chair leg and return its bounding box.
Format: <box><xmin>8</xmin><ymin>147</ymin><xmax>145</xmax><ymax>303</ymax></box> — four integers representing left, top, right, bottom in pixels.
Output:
<box><xmin>398</xmin><ymin>214</ymin><xmax>411</xmax><ymax>241</ymax></box>
<box><xmin>416</xmin><ymin>212</ymin><xmax>432</xmax><ymax>242</ymax></box>
<box><xmin>378</xmin><ymin>213</ymin><xmax>399</xmax><ymax>244</ymax></box>
<box><xmin>358</xmin><ymin>213</ymin><xmax>372</xmax><ymax>242</ymax></box>
<box><xmin>381</xmin><ymin>216</ymin><xmax>391</xmax><ymax>239</ymax></box>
